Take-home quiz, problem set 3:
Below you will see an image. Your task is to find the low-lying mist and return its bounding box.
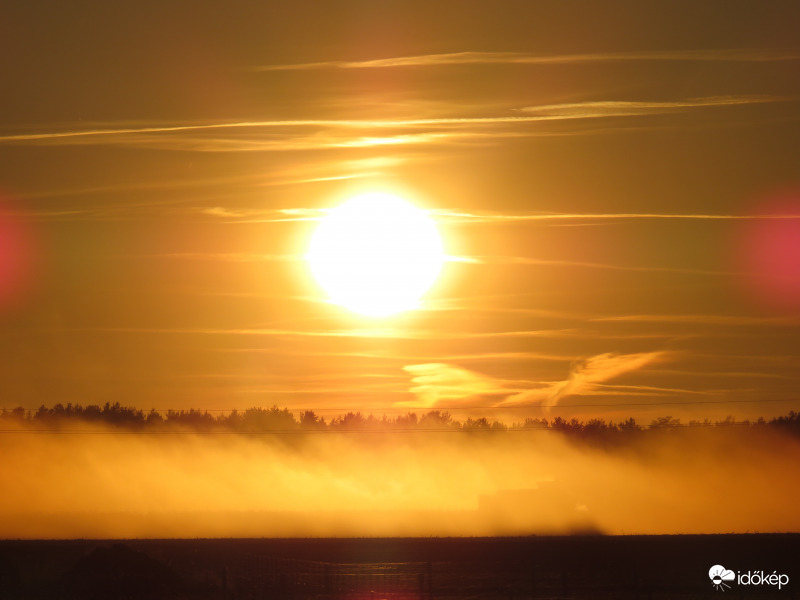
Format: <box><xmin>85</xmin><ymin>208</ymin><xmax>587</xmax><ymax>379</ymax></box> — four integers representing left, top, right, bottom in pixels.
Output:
<box><xmin>1</xmin><ymin>411</ymin><xmax>799</xmax><ymax>538</ymax></box>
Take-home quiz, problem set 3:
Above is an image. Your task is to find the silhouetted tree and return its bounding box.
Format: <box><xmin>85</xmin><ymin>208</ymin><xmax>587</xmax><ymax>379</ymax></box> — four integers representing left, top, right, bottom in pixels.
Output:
<box><xmin>520</xmin><ymin>417</ymin><xmax>548</xmax><ymax>429</ymax></box>
<box><xmin>770</xmin><ymin>410</ymin><xmax>800</xmax><ymax>434</ymax></box>
<box><xmin>83</xmin><ymin>404</ymin><xmax>103</xmax><ymax>422</ymax></box>
<box><xmin>394</xmin><ymin>412</ymin><xmax>419</xmax><ymax>428</ymax></box>
<box><xmin>617</xmin><ymin>417</ymin><xmax>641</xmax><ymax>434</ymax></box>
<box><xmin>649</xmin><ymin>416</ymin><xmax>682</xmax><ymax>429</ymax></box>
<box><xmin>299</xmin><ymin>409</ymin><xmax>326</xmax><ymax>429</ymax></box>
<box><xmin>330</xmin><ymin>411</ymin><xmax>367</xmax><ymax>430</ymax></box>
<box><xmin>101</xmin><ymin>402</ymin><xmax>145</xmax><ymax>429</ymax></box>
<box><xmin>165</xmin><ymin>409</ymin><xmax>214</xmax><ymax>431</ymax></box>
<box><xmin>463</xmin><ymin>417</ymin><xmax>491</xmax><ymax>431</ymax></box>
<box><xmin>146</xmin><ymin>409</ymin><xmax>163</xmax><ymax>426</ymax></box>
<box><xmin>220</xmin><ymin>409</ymin><xmax>242</xmax><ymax>430</ymax></box>
<box><xmin>0</xmin><ymin>406</ymin><xmax>26</xmax><ymax>424</ymax></box>
<box><xmin>551</xmin><ymin>416</ymin><xmax>583</xmax><ymax>434</ymax></box>
<box><xmin>241</xmin><ymin>406</ymin><xmax>297</xmax><ymax>432</ymax></box>
<box><xmin>584</xmin><ymin>418</ymin><xmax>609</xmax><ymax>435</ymax></box>
<box><xmin>419</xmin><ymin>410</ymin><xmax>455</xmax><ymax>430</ymax></box>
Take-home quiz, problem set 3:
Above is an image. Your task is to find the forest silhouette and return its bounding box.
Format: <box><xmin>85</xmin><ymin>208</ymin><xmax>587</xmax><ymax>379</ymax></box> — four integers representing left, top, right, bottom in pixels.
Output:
<box><xmin>2</xmin><ymin>402</ymin><xmax>799</xmax><ymax>443</ymax></box>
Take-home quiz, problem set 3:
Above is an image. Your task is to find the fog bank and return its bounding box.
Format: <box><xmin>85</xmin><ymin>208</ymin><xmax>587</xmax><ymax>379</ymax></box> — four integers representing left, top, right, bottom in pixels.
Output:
<box><xmin>1</xmin><ymin>423</ymin><xmax>798</xmax><ymax>538</ymax></box>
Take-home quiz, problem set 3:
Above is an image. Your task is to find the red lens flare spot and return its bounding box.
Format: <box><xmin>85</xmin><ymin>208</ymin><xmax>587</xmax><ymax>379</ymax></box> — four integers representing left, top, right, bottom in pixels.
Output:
<box><xmin>737</xmin><ymin>189</ymin><xmax>800</xmax><ymax>313</ymax></box>
<box><xmin>0</xmin><ymin>198</ymin><xmax>39</xmax><ymax>312</ymax></box>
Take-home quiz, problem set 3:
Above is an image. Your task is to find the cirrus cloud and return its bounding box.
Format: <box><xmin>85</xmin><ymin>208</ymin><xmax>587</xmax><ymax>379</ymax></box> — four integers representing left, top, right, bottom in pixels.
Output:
<box><xmin>502</xmin><ymin>351</ymin><xmax>672</xmax><ymax>408</ymax></box>
<box><xmin>399</xmin><ymin>351</ymin><xmax>673</xmax><ymax>410</ymax></box>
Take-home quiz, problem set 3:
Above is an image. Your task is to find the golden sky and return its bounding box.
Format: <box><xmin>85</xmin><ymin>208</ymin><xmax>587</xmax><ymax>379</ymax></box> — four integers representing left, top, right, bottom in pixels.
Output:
<box><xmin>1</xmin><ymin>1</ymin><xmax>800</xmax><ymax>425</ymax></box>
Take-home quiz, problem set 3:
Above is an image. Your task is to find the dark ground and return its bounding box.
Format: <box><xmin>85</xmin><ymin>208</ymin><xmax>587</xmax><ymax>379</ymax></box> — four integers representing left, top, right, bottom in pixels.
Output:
<box><xmin>0</xmin><ymin>534</ymin><xmax>796</xmax><ymax>599</ymax></box>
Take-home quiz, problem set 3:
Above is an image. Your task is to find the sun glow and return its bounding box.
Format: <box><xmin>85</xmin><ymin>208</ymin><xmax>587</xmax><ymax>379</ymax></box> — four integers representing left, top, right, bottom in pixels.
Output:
<box><xmin>307</xmin><ymin>193</ymin><xmax>444</xmax><ymax>317</ymax></box>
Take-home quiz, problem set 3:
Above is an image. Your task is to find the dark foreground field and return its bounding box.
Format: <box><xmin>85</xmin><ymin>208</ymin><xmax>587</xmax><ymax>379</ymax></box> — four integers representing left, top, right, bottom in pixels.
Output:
<box><xmin>0</xmin><ymin>535</ymin><xmax>796</xmax><ymax>599</ymax></box>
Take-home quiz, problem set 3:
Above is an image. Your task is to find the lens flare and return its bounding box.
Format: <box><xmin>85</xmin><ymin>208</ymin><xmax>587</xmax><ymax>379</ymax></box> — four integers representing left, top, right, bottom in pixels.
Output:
<box><xmin>736</xmin><ymin>188</ymin><xmax>800</xmax><ymax>312</ymax></box>
<box><xmin>0</xmin><ymin>196</ymin><xmax>37</xmax><ymax>312</ymax></box>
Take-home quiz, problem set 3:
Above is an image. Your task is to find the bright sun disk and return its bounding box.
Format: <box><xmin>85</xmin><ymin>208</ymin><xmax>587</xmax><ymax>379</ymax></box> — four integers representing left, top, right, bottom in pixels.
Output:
<box><xmin>307</xmin><ymin>193</ymin><xmax>444</xmax><ymax>317</ymax></box>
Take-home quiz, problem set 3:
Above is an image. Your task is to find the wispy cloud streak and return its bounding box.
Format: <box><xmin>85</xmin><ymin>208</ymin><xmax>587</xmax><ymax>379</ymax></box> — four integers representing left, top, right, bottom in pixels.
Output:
<box><xmin>517</xmin><ymin>96</ymin><xmax>783</xmax><ymax>116</ymax></box>
<box><xmin>123</xmin><ymin>252</ymin><xmax>301</xmax><ymax>262</ymax></box>
<box><xmin>502</xmin><ymin>351</ymin><xmax>672</xmax><ymax>408</ymax></box>
<box><xmin>594</xmin><ymin>314</ymin><xmax>800</xmax><ymax>326</ymax></box>
<box><xmin>399</xmin><ymin>352</ymin><xmax>673</xmax><ymax>409</ymax></box>
<box><xmin>56</xmin><ymin>326</ymin><xmax>582</xmax><ymax>341</ymax></box>
<box><xmin>0</xmin><ymin>96</ymin><xmax>785</xmax><ymax>150</ymax></box>
<box><xmin>253</xmin><ymin>49</ymin><xmax>800</xmax><ymax>71</ymax></box>
<box><xmin>198</xmin><ymin>207</ymin><xmax>325</xmax><ymax>222</ymax></box>
<box><xmin>456</xmin><ymin>255</ymin><xmax>734</xmax><ymax>276</ymax></box>
<box><xmin>433</xmin><ymin>210</ymin><xmax>800</xmax><ymax>223</ymax></box>
<box><xmin>400</xmin><ymin>363</ymin><xmax>519</xmax><ymax>407</ymax></box>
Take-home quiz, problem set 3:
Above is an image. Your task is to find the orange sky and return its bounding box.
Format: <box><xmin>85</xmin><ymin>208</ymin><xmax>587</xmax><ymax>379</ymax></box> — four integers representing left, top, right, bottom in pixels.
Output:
<box><xmin>1</xmin><ymin>1</ymin><xmax>800</xmax><ymax>425</ymax></box>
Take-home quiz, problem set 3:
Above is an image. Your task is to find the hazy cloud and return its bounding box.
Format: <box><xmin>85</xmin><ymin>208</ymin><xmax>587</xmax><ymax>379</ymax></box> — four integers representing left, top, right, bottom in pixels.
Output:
<box><xmin>400</xmin><ymin>363</ymin><xmax>516</xmax><ymax>407</ymax></box>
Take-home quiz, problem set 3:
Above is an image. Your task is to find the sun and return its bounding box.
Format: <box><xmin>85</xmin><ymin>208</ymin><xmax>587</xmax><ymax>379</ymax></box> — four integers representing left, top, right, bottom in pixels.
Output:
<box><xmin>307</xmin><ymin>193</ymin><xmax>444</xmax><ymax>317</ymax></box>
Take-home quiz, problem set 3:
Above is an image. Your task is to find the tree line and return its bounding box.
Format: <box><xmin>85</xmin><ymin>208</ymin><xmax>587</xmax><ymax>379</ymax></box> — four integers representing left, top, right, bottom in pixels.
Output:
<box><xmin>1</xmin><ymin>402</ymin><xmax>799</xmax><ymax>439</ymax></box>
